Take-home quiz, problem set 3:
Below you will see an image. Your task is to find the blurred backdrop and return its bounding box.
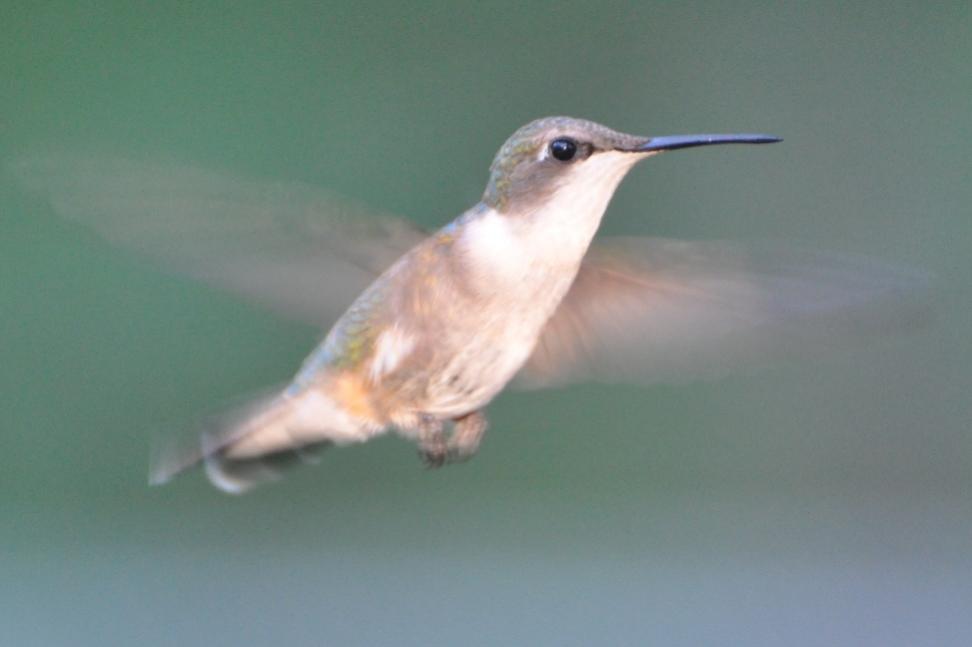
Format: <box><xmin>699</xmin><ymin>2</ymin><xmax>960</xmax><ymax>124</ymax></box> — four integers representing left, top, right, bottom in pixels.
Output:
<box><xmin>2</xmin><ymin>2</ymin><xmax>970</xmax><ymax>645</ymax></box>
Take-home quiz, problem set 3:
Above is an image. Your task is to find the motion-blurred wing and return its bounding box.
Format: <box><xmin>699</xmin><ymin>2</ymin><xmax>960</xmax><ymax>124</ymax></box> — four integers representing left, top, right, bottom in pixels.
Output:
<box><xmin>9</xmin><ymin>153</ymin><xmax>427</xmax><ymax>326</ymax></box>
<box><xmin>521</xmin><ymin>237</ymin><xmax>931</xmax><ymax>388</ymax></box>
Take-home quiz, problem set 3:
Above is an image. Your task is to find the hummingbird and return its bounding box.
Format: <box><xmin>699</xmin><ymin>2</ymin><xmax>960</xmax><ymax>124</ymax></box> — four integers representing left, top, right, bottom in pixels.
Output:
<box><xmin>10</xmin><ymin>117</ymin><xmax>927</xmax><ymax>493</ymax></box>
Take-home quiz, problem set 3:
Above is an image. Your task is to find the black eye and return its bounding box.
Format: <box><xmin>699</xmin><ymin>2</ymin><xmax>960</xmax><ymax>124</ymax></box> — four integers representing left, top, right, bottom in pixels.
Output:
<box><xmin>549</xmin><ymin>137</ymin><xmax>578</xmax><ymax>162</ymax></box>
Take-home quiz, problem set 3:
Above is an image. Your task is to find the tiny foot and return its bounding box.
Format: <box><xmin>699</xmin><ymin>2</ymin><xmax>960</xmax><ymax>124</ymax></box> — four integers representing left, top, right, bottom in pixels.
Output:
<box><xmin>419</xmin><ymin>445</ymin><xmax>448</xmax><ymax>469</ymax></box>
<box><xmin>446</xmin><ymin>411</ymin><xmax>488</xmax><ymax>463</ymax></box>
<box><xmin>417</xmin><ymin>414</ymin><xmax>447</xmax><ymax>469</ymax></box>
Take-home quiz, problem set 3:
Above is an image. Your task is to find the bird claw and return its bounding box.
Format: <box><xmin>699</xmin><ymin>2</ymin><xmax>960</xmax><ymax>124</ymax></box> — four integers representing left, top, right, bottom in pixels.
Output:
<box><xmin>419</xmin><ymin>445</ymin><xmax>448</xmax><ymax>469</ymax></box>
<box><xmin>416</xmin><ymin>411</ymin><xmax>488</xmax><ymax>469</ymax></box>
<box><xmin>417</xmin><ymin>413</ymin><xmax>448</xmax><ymax>468</ymax></box>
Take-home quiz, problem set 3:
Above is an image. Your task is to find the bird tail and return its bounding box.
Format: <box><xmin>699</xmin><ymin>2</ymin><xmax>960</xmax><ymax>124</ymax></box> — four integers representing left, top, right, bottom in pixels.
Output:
<box><xmin>149</xmin><ymin>385</ymin><xmax>376</xmax><ymax>494</ymax></box>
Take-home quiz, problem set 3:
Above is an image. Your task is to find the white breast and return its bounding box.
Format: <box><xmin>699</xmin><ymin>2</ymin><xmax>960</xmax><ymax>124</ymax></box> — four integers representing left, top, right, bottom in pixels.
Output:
<box><xmin>424</xmin><ymin>151</ymin><xmax>641</xmax><ymax>416</ymax></box>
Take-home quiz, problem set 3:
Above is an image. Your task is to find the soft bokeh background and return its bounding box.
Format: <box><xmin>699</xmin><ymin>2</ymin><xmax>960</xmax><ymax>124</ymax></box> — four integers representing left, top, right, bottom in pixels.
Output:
<box><xmin>3</xmin><ymin>2</ymin><xmax>970</xmax><ymax>645</ymax></box>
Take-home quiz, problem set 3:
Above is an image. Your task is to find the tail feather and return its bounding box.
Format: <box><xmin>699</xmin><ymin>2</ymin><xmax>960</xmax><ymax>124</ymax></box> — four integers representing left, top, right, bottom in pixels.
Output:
<box><xmin>202</xmin><ymin>439</ymin><xmax>333</xmax><ymax>495</ymax></box>
<box><xmin>150</xmin><ymin>385</ymin><xmax>375</xmax><ymax>493</ymax></box>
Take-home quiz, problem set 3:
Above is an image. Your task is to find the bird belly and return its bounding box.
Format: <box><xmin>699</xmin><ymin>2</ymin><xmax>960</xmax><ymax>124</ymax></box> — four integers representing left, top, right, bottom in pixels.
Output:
<box><xmin>421</xmin><ymin>327</ymin><xmax>537</xmax><ymax>419</ymax></box>
<box><xmin>419</xmin><ymin>276</ymin><xmax>573</xmax><ymax>419</ymax></box>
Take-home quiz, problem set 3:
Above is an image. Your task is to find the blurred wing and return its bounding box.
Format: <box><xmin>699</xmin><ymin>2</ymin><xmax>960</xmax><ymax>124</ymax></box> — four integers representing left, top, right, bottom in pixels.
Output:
<box><xmin>521</xmin><ymin>237</ymin><xmax>932</xmax><ymax>388</ymax></box>
<box><xmin>9</xmin><ymin>153</ymin><xmax>427</xmax><ymax>326</ymax></box>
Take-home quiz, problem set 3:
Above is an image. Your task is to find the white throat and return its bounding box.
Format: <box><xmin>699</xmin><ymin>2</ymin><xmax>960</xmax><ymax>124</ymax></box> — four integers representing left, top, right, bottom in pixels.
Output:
<box><xmin>459</xmin><ymin>151</ymin><xmax>643</xmax><ymax>295</ymax></box>
<box><xmin>525</xmin><ymin>150</ymin><xmax>643</xmax><ymax>262</ymax></box>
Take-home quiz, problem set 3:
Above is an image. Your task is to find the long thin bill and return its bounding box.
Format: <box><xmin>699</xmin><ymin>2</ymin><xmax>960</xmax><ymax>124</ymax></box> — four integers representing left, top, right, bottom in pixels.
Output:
<box><xmin>636</xmin><ymin>133</ymin><xmax>782</xmax><ymax>152</ymax></box>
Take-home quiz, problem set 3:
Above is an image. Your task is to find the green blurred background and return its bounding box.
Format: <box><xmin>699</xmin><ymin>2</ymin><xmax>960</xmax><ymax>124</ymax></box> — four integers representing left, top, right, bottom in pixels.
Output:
<box><xmin>3</xmin><ymin>2</ymin><xmax>970</xmax><ymax>645</ymax></box>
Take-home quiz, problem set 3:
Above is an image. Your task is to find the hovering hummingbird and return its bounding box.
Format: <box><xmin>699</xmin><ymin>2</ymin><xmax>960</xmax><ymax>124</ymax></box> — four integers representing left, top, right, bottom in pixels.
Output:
<box><xmin>11</xmin><ymin>117</ymin><xmax>927</xmax><ymax>493</ymax></box>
